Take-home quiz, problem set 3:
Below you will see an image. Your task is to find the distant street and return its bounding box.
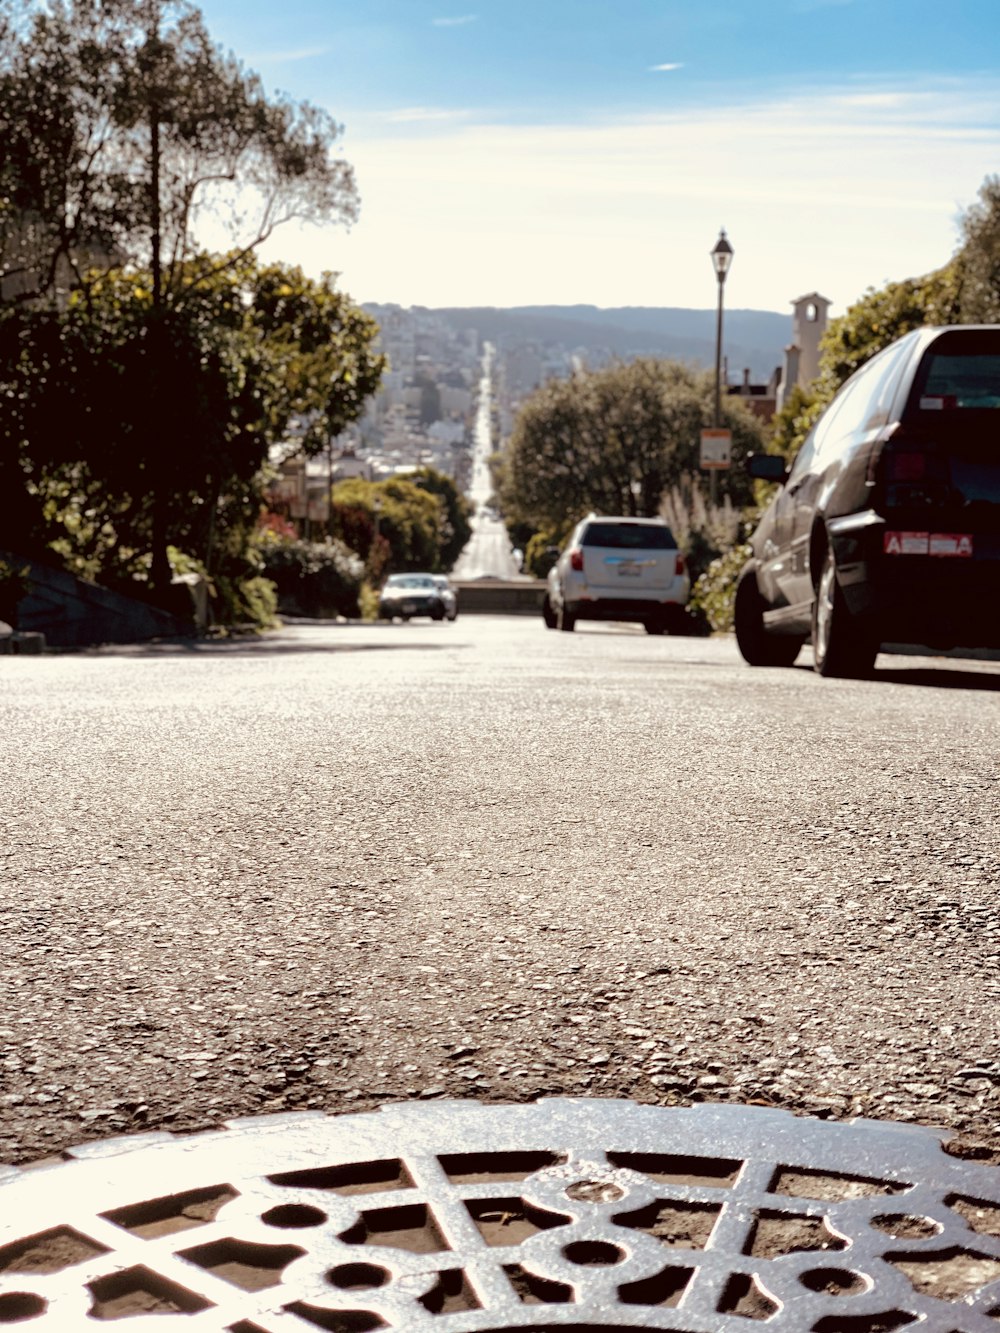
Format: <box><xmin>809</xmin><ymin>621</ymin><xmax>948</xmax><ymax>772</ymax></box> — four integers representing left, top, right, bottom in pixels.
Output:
<box><xmin>452</xmin><ymin>345</ymin><xmax>525</xmax><ymax>582</ymax></box>
<box><xmin>2</xmin><ymin>619</ymin><xmax>999</xmax><ymax>1165</ymax></box>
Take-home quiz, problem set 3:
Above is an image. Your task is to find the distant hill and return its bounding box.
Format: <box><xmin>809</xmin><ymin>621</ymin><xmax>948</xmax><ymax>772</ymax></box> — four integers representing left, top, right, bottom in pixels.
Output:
<box><xmin>430</xmin><ymin>304</ymin><xmax>791</xmax><ymax>381</ymax></box>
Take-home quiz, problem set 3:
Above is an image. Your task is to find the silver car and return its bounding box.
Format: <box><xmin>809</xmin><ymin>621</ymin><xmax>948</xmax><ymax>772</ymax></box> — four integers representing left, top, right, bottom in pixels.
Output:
<box><xmin>377</xmin><ymin>574</ymin><xmax>449</xmax><ymax>622</ymax></box>
<box><xmin>543</xmin><ymin>515</ymin><xmax>690</xmax><ymax>634</ymax></box>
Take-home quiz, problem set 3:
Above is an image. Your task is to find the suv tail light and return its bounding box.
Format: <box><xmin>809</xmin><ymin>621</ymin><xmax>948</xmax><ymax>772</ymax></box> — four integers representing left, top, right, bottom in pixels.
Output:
<box><xmin>570</xmin><ymin>548</ymin><xmax>584</xmax><ymax>571</ymax></box>
<box><xmin>675</xmin><ymin>553</ymin><xmax>686</xmax><ymax>576</ymax></box>
<box><xmin>868</xmin><ymin>425</ymin><xmax>951</xmax><ymax>505</ymax></box>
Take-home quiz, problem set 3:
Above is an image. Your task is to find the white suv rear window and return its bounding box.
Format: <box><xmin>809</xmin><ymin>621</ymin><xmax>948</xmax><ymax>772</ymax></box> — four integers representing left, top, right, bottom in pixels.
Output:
<box><xmin>581</xmin><ymin>522</ymin><xmax>677</xmax><ymax>550</ymax></box>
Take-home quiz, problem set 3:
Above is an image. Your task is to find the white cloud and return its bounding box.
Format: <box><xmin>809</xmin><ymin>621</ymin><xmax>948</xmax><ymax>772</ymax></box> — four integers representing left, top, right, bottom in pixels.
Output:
<box><xmin>431</xmin><ymin>14</ymin><xmax>478</xmax><ymax>26</ymax></box>
<box><xmin>649</xmin><ymin>63</ymin><xmax>684</xmax><ymax>72</ymax></box>
<box><xmin>379</xmin><ymin>106</ymin><xmax>473</xmax><ymax>123</ymax></box>
<box><xmin>247</xmin><ymin>45</ymin><xmax>330</xmax><ymax>64</ymax></box>
<box><xmin>255</xmin><ymin>81</ymin><xmax>999</xmax><ymax>312</ymax></box>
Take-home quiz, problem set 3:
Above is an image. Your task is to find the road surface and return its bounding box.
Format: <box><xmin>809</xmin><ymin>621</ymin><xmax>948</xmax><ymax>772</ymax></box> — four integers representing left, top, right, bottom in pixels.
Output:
<box><xmin>2</xmin><ymin>619</ymin><xmax>999</xmax><ymax>1165</ymax></box>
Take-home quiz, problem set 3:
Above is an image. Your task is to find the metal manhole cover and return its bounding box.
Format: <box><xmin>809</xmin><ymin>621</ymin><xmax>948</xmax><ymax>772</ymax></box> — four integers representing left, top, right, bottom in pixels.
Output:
<box><xmin>0</xmin><ymin>1098</ymin><xmax>999</xmax><ymax>1330</ymax></box>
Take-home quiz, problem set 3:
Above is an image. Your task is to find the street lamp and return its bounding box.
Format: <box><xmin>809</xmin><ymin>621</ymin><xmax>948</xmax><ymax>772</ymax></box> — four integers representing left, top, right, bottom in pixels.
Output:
<box><xmin>710</xmin><ymin>228</ymin><xmax>733</xmax><ymax>429</ymax></box>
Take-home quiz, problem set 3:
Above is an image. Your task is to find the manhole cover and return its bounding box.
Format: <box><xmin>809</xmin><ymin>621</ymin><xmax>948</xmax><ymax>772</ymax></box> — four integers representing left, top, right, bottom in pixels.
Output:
<box><xmin>0</xmin><ymin>1099</ymin><xmax>998</xmax><ymax>1330</ymax></box>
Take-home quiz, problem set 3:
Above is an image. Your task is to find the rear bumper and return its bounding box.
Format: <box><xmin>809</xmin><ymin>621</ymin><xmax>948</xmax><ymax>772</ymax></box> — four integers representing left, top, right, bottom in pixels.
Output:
<box><xmin>567</xmin><ymin>597</ymin><xmax>688</xmax><ymax>624</ymax></box>
<box><xmin>828</xmin><ymin>511</ymin><xmax>1000</xmax><ymax>648</ymax></box>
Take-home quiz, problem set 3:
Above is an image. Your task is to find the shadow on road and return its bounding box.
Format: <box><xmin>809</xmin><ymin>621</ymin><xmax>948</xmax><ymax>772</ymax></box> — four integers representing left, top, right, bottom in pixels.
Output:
<box><xmin>872</xmin><ymin>664</ymin><xmax>1000</xmax><ymax>691</ymax></box>
<box><xmin>75</xmin><ymin>635</ymin><xmax>462</xmax><ymax>659</ymax></box>
<box><xmin>787</xmin><ymin>660</ymin><xmax>1000</xmax><ymax>690</ymax></box>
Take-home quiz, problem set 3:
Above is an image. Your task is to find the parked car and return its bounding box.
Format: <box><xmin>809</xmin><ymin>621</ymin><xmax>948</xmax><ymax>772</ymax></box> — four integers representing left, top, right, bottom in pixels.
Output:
<box><xmin>542</xmin><ymin>515</ymin><xmax>690</xmax><ymax>634</ymax></box>
<box><xmin>431</xmin><ymin>575</ymin><xmax>459</xmax><ymax>621</ymax></box>
<box><xmin>378</xmin><ymin>573</ymin><xmax>449</xmax><ymax>622</ymax></box>
<box><xmin>736</xmin><ymin>325</ymin><xmax>1000</xmax><ymax>676</ymax></box>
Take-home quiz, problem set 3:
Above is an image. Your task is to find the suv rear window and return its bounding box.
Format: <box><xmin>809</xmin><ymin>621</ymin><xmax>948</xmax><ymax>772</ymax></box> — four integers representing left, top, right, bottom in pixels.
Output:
<box><xmin>581</xmin><ymin>521</ymin><xmax>677</xmax><ymax>549</ymax></box>
<box><xmin>910</xmin><ymin>331</ymin><xmax>1000</xmax><ymax>410</ymax></box>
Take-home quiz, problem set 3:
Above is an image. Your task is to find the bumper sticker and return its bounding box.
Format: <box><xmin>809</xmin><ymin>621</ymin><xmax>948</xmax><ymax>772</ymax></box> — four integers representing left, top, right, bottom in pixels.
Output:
<box><xmin>929</xmin><ymin>532</ymin><xmax>973</xmax><ymax>557</ymax></box>
<box><xmin>884</xmin><ymin>531</ymin><xmax>973</xmax><ymax>557</ymax></box>
<box><xmin>884</xmin><ymin>531</ymin><xmax>928</xmax><ymax>555</ymax></box>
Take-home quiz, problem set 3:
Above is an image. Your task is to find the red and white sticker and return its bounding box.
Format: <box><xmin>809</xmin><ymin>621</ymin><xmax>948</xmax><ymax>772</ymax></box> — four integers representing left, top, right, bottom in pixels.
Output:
<box><xmin>884</xmin><ymin>531</ymin><xmax>929</xmax><ymax>555</ymax></box>
<box><xmin>929</xmin><ymin>532</ymin><xmax>973</xmax><ymax>557</ymax></box>
<box><xmin>884</xmin><ymin>530</ymin><xmax>973</xmax><ymax>557</ymax></box>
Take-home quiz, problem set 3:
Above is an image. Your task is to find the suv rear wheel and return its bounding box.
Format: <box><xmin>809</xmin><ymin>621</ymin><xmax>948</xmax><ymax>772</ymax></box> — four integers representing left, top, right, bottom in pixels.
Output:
<box><xmin>812</xmin><ymin>547</ymin><xmax>877</xmax><ymax>678</ymax></box>
<box><xmin>734</xmin><ymin>562</ymin><xmax>804</xmax><ymax>667</ymax></box>
<box><xmin>556</xmin><ymin>603</ymin><xmax>576</xmax><ymax>632</ymax></box>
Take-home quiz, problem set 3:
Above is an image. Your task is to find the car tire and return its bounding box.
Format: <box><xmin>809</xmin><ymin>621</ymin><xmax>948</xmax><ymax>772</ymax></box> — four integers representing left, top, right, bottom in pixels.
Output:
<box><xmin>557</xmin><ymin>604</ymin><xmax>576</xmax><ymax>632</ymax></box>
<box><xmin>734</xmin><ymin>561</ymin><xmax>804</xmax><ymax>667</ymax></box>
<box><xmin>448</xmin><ymin>611</ymin><xmax>458</xmax><ymax>622</ymax></box>
<box><xmin>430</xmin><ymin>601</ymin><xmax>445</xmax><ymax>622</ymax></box>
<box><xmin>812</xmin><ymin>546</ymin><xmax>878</xmax><ymax>678</ymax></box>
<box><xmin>542</xmin><ymin>596</ymin><xmax>557</xmax><ymax>629</ymax></box>
<box><xmin>644</xmin><ymin>617</ymin><xmax>665</xmax><ymax>636</ymax></box>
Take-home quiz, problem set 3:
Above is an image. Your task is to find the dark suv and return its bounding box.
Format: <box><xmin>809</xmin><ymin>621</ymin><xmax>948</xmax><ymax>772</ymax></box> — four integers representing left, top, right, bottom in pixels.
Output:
<box><xmin>736</xmin><ymin>325</ymin><xmax>1000</xmax><ymax>676</ymax></box>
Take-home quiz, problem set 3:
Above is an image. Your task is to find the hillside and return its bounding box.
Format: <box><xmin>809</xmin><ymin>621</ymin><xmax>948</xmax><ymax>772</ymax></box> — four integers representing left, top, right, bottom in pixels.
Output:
<box><xmin>431</xmin><ymin>304</ymin><xmax>791</xmax><ymax>380</ymax></box>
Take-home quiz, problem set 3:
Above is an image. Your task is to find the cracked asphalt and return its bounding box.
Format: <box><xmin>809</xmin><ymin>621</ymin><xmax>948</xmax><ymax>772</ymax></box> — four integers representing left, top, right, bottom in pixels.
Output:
<box><xmin>2</xmin><ymin>617</ymin><xmax>999</xmax><ymax>1166</ymax></box>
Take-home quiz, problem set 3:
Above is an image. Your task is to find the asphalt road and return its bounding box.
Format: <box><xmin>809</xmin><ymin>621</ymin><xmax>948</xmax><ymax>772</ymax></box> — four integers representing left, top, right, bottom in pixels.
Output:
<box><xmin>2</xmin><ymin>618</ymin><xmax>999</xmax><ymax>1167</ymax></box>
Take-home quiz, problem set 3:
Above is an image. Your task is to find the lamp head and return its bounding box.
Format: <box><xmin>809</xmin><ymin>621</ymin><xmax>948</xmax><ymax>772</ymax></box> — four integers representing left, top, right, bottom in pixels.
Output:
<box><xmin>711</xmin><ymin>228</ymin><xmax>734</xmax><ymax>281</ymax></box>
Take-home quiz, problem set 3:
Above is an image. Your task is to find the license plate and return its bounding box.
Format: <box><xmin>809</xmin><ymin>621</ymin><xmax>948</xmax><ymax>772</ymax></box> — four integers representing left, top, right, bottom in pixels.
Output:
<box><xmin>401</xmin><ymin>600</ymin><xmax>418</xmax><ymax>612</ymax></box>
<box><xmin>617</xmin><ymin>561</ymin><xmax>641</xmax><ymax>577</ymax></box>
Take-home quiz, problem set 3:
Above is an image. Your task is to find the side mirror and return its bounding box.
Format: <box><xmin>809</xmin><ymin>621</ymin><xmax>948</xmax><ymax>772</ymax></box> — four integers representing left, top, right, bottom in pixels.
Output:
<box><xmin>746</xmin><ymin>453</ymin><xmax>789</xmax><ymax>483</ymax></box>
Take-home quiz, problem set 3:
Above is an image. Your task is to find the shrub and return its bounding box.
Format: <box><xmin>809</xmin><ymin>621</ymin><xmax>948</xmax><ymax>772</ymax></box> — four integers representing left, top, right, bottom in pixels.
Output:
<box><xmin>689</xmin><ymin>543</ymin><xmax>751</xmax><ymax>634</ymax></box>
<box><xmin>257</xmin><ymin>535</ymin><xmax>363</xmax><ymax>618</ymax></box>
<box><xmin>358</xmin><ymin>581</ymin><xmax>380</xmax><ymax>622</ymax></box>
<box><xmin>212</xmin><ymin>573</ymin><xmax>279</xmax><ymax>630</ymax></box>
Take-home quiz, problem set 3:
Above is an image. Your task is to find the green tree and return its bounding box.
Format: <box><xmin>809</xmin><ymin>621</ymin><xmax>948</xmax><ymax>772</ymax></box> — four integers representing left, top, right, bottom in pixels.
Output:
<box><xmin>768</xmin><ymin>264</ymin><xmax>963</xmax><ymax>463</ymax></box>
<box><xmin>0</xmin><ymin>0</ymin><xmax>356</xmax><ymax>308</ymax></box>
<box><xmin>0</xmin><ymin>255</ymin><xmax>384</xmax><ymax>607</ymax></box>
<box><xmin>956</xmin><ymin>175</ymin><xmax>1000</xmax><ymax>322</ymax></box>
<box><xmin>409</xmin><ymin>467</ymin><xmax>473</xmax><ymax>570</ymax></box>
<box><xmin>1</xmin><ymin>0</ymin><xmax>360</xmax><ymax>597</ymax></box>
<box><xmin>332</xmin><ymin>478</ymin><xmax>444</xmax><ymax>574</ymax></box>
<box><xmin>244</xmin><ymin>261</ymin><xmax>386</xmax><ymax>458</ymax></box>
<box><xmin>502</xmin><ymin>358</ymin><xmax>763</xmax><ymax>532</ymax></box>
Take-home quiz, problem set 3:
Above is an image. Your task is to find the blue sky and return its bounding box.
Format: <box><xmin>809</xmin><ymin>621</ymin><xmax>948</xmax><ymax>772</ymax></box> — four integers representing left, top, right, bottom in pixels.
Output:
<box><xmin>197</xmin><ymin>0</ymin><xmax>1000</xmax><ymax>313</ymax></box>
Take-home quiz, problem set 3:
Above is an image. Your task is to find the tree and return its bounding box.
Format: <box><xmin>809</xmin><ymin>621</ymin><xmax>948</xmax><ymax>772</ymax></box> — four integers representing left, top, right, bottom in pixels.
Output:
<box><xmin>501</xmin><ymin>358</ymin><xmax>763</xmax><ymax>532</ymax></box>
<box><xmin>245</xmin><ymin>261</ymin><xmax>386</xmax><ymax>458</ymax></box>
<box><xmin>332</xmin><ymin>477</ymin><xmax>456</xmax><ymax>575</ymax></box>
<box><xmin>1</xmin><ymin>0</ymin><xmax>361</xmax><ymax>596</ymax></box>
<box><xmin>409</xmin><ymin>467</ymin><xmax>473</xmax><ymax>570</ymax></box>
<box><xmin>956</xmin><ymin>175</ymin><xmax>1000</xmax><ymax>323</ymax></box>
<box><xmin>0</xmin><ymin>0</ymin><xmax>356</xmax><ymax>308</ymax></box>
<box><xmin>817</xmin><ymin>266</ymin><xmax>961</xmax><ymax>392</ymax></box>
<box><xmin>0</xmin><ymin>255</ymin><xmax>384</xmax><ymax>602</ymax></box>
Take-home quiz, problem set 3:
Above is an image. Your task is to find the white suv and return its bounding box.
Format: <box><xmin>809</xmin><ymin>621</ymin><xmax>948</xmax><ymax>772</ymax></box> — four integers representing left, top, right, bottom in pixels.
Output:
<box><xmin>542</xmin><ymin>515</ymin><xmax>690</xmax><ymax>634</ymax></box>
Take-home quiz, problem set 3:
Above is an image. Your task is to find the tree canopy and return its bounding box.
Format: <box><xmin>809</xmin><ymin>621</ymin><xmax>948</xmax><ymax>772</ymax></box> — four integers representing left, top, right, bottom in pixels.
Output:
<box><xmin>0</xmin><ymin>0</ymin><xmax>356</xmax><ymax>307</ymax></box>
<box><xmin>0</xmin><ymin>255</ymin><xmax>384</xmax><ymax>594</ymax></box>
<box><xmin>0</xmin><ymin>0</ymin><xmax>378</xmax><ymax>615</ymax></box>
<box><xmin>768</xmin><ymin>174</ymin><xmax>1000</xmax><ymax>462</ymax></box>
<box><xmin>501</xmin><ymin>358</ymin><xmax>763</xmax><ymax>532</ymax></box>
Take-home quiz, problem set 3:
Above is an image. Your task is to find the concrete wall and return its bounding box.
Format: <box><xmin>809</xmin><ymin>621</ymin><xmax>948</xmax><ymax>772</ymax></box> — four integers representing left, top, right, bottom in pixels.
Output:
<box><xmin>6</xmin><ymin>553</ymin><xmax>194</xmax><ymax>648</ymax></box>
<box><xmin>453</xmin><ymin>579</ymin><xmax>545</xmax><ymax>615</ymax></box>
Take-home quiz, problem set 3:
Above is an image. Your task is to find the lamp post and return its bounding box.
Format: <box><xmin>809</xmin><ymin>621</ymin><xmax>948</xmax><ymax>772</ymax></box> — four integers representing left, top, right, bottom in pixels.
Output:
<box><xmin>709</xmin><ymin>228</ymin><xmax>734</xmax><ymax>506</ymax></box>
<box><xmin>711</xmin><ymin>228</ymin><xmax>733</xmax><ymax>427</ymax></box>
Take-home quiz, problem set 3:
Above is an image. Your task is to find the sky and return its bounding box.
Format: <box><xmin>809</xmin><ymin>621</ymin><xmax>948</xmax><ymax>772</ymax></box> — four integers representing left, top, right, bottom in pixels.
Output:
<box><xmin>195</xmin><ymin>0</ymin><xmax>1000</xmax><ymax>315</ymax></box>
